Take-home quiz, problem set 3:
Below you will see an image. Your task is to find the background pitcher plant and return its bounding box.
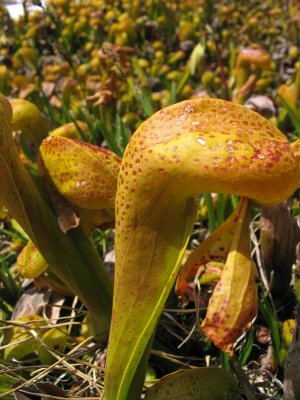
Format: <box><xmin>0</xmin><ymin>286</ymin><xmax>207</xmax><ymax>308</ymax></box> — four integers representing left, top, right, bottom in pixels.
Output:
<box><xmin>0</xmin><ymin>94</ymin><xmax>117</xmax><ymax>339</ymax></box>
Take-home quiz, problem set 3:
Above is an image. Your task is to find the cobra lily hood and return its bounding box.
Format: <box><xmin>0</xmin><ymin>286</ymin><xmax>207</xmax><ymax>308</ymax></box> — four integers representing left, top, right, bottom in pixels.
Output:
<box><xmin>104</xmin><ymin>98</ymin><xmax>300</xmax><ymax>400</ymax></box>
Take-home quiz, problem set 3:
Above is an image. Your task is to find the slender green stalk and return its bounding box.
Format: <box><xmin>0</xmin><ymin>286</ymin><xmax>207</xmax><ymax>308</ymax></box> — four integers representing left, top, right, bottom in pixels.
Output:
<box><xmin>238</xmin><ymin>327</ymin><xmax>254</xmax><ymax>366</ymax></box>
<box><xmin>259</xmin><ymin>292</ymin><xmax>282</xmax><ymax>367</ymax></box>
<box><xmin>170</xmin><ymin>81</ymin><xmax>177</xmax><ymax>104</ymax></box>
<box><xmin>204</xmin><ymin>193</ymin><xmax>217</xmax><ymax>232</ymax></box>
<box><xmin>221</xmin><ymin>351</ymin><xmax>230</xmax><ymax>371</ymax></box>
<box><xmin>278</xmin><ymin>94</ymin><xmax>300</xmax><ymax>134</ymax></box>
<box><xmin>0</xmin><ymin>297</ymin><xmax>12</xmax><ymax>315</ymax></box>
<box><xmin>216</xmin><ymin>193</ymin><xmax>225</xmax><ymax>226</ymax></box>
<box><xmin>230</xmin><ymin>195</ymin><xmax>239</xmax><ymax>209</ymax></box>
<box><xmin>176</xmin><ymin>68</ymin><xmax>190</xmax><ymax>97</ymax></box>
<box><xmin>0</xmin><ymin>255</ymin><xmax>21</xmax><ymax>307</ymax></box>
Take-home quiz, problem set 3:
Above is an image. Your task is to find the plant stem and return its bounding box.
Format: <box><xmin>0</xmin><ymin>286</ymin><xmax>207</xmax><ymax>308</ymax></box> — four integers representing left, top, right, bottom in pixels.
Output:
<box><xmin>214</xmin><ymin>38</ymin><xmax>231</xmax><ymax>101</ymax></box>
<box><xmin>204</xmin><ymin>193</ymin><xmax>217</xmax><ymax>232</ymax></box>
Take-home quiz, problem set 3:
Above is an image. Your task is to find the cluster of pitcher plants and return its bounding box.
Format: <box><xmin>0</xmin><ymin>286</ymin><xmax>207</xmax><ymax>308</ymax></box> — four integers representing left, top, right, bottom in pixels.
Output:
<box><xmin>1</xmin><ymin>85</ymin><xmax>300</xmax><ymax>400</ymax></box>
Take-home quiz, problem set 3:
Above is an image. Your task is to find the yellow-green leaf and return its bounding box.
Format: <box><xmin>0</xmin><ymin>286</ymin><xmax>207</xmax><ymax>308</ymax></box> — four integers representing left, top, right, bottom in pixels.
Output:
<box><xmin>145</xmin><ymin>367</ymin><xmax>239</xmax><ymax>400</ymax></box>
<box><xmin>39</xmin><ymin>136</ymin><xmax>121</xmax><ymax>210</ymax></box>
<box><xmin>17</xmin><ymin>240</ymin><xmax>48</xmax><ymax>279</ymax></box>
<box><xmin>4</xmin><ymin>315</ymin><xmax>45</xmax><ymax>360</ymax></box>
<box><xmin>202</xmin><ymin>198</ymin><xmax>257</xmax><ymax>353</ymax></box>
<box><xmin>50</xmin><ymin>120</ymin><xmax>89</xmax><ymax>139</ymax></box>
<box><xmin>38</xmin><ymin>327</ymin><xmax>68</xmax><ymax>364</ymax></box>
<box><xmin>282</xmin><ymin>319</ymin><xmax>295</xmax><ymax>346</ymax></box>
<box><xmin>0</xmin><ymin>375</ymin><xmax>18</xmax><ymax>396</ymax></box>
<box><xmin>176</xmin><ymin>198</ymin><xmax>246</xmax><ymax>298</ymax></box>
<box><xmin>10</xmin><ymin>99</ymin><xmax>49</xmax><ymax>140</ymax></box>
<box><xmin>10</xmin><ymin>98</ymin><xmax>50</xmax><ymax>159</ymax></box>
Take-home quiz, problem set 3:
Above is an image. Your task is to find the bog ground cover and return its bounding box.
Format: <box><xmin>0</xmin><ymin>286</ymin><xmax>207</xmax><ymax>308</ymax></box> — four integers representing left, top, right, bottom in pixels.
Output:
<box><xmin>0</xmin><ymin>1</ymin><xmax>300</xmax><ymax>399</ymax></box>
